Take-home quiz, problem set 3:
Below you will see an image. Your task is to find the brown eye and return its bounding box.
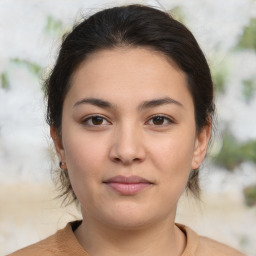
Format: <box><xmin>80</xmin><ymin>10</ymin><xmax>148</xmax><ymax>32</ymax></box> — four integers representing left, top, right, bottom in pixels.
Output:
<box><xmin>147</xmin><ymin>115</ymin><xmax>174</xmax><ymax>126</ymax></box>
<box><xmin>91</xmin><ymin>116</ymin><xmax>104</xmax><ymax>125</ymax></box>
<box><xmin>82</xmin><ymin>115</ymin><xmax>110</xmax><ymax>126</ymax></box>
<box><xmin>152</xmin><ymin>116</ymin><xmax>165</xmax><ymax>125</ymax></box>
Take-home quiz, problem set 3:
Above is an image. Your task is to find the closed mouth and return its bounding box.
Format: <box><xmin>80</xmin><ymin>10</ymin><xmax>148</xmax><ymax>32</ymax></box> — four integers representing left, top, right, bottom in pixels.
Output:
<box><xmin>103</xmin><ymin>175</ymin><xmax>153</xmax><ymax>184</ymax></box>
<box><xmin>103</xmin><ymin>175</ymin><xmax>153</xmax><ymax>195</ymax></box>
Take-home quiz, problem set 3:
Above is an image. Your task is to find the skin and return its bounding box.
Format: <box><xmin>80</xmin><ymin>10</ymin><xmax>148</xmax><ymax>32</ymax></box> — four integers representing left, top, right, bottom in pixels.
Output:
<box><xmin>51</xmin><ymin>47</ymin><xmax>211</xmax><ymax>256</ymax></box>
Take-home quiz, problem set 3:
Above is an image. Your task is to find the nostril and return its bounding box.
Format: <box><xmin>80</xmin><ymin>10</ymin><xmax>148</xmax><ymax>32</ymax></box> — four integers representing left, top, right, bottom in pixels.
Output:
<box><xmin>112</xmin><ymin>157</ymin><xmax>142</xmax><ymax>165</ymax></box>
<box><xmin>113</xmin><ymin>157</ymin><xmax>121</xmax><ymax>162</ymax></box>
<box><xmin>109</xmin><ymin>143</ymin><xmax>146</xmax><ymax>164</ymax></box>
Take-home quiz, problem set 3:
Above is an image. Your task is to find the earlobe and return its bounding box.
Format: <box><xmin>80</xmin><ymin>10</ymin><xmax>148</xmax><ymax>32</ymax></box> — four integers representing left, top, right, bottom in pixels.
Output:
<box><xmin>50</xmin><ymin>126</ymin><xmax>66</xmax><ymax>163</ymax></box>
<box><xmin>191</xmin><ymin>125</ymin><xmax>211</xmax><ymax>170</ymax></box>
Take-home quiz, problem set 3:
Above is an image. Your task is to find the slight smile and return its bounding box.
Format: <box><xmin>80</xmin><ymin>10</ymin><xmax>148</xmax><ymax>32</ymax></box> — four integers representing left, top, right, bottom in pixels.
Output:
<box><xmin>103</xmin><ymin>175</ymin><xmax>154</xmax><ymax>195</ymax></box>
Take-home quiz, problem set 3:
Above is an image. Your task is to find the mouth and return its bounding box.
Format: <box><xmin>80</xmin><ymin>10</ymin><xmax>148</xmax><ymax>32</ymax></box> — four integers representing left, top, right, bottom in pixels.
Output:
<box><xmin>103</xmin><ymin>175</ymin><xmax>154</xmax><ymax>195</ymax></box>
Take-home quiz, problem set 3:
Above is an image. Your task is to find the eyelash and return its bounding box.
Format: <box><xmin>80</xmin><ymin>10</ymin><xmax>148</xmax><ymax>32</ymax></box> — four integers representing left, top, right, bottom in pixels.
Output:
<box><xmin>82</xmin><ymin>115</ymin><xmax>111</xmax><ymax>126</ymax></box>
<box><xmin>81</xmin><ymin>115</ymin><xmax>175</xmax><ymax>127</ymax></box>
<box><xmin>146</xmin><ymin>115</ymin><xmax>175</xmax><ymax>126</ymax></box>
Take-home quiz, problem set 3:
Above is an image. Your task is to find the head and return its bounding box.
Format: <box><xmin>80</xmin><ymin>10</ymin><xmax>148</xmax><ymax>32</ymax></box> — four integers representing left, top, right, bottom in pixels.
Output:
<box><xmin>45</xmin><ymin>5</ymin><xmax>214</xmax><ymax>226</ymax></box>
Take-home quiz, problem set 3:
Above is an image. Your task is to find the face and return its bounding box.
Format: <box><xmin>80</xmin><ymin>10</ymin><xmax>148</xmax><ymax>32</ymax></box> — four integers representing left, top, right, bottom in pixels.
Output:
<box><xmin>52</xmin><ymin>47</ymin><xmax>210</xmax><ymax>230</ymax></box>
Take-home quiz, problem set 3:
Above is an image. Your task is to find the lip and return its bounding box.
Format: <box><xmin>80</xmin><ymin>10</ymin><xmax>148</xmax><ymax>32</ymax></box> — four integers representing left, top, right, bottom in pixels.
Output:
<box><xmin>103</xmin><ymin>175</ymin><xmax>153</xmax><ymax>195</ymax></box>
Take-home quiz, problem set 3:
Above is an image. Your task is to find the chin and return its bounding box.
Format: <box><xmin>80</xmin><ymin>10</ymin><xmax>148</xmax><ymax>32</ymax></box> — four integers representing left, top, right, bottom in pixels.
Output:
<box><xmin>97</xmin><ymin>204</ymin><xmax>162</xmax><ymax>230</ymax></box>
<box><xmin>105</xmin><ymin>216</ymin><xmax>153</xmax><ymax>231</ymax></box>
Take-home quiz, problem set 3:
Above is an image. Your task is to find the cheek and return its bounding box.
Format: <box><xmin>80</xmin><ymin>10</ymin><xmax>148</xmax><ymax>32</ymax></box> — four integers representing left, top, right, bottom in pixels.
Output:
<box><xmin>148</xmin><ymin>132</ymin><xmax>195</xmax><ymax>173</ymax></box>
<box><xmin>147</xmin><ymin>131</ymin><xmax>195</xmax><ymax>196</ymax></box>
<box><xmin>61</xmin><ymin>132</ymin><xmax>109</xmax><ymax>205</ymax></box>
<box><xmin>61</xmin><ymin>130</ymin><xmax>109</xmax><ymax>200</ymax></box>
<box><xmin>63</xmin><ymin>130</ymin><xmax>107</xmax><ymax>170</ymax></box>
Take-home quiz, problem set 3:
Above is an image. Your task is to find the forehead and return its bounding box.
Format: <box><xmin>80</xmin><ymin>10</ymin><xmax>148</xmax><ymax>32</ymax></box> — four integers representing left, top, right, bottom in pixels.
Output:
<box><xmin>66</xmin><ymin>47</ymin><xmax>193</xmax><ymax>109</ymax></box>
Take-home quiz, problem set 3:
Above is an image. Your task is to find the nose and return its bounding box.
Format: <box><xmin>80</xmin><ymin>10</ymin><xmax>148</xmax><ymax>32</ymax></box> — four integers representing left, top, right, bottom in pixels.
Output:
<box><xmin>109</xmin><ymin>123</ymin><xmax>146</xmax><ymax>165</ymax></box>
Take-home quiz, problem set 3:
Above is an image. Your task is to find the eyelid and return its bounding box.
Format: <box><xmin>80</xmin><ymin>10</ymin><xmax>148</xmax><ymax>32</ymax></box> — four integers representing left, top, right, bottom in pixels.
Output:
<box><xmin>81</xmin><ymin>114</ymin><xmax>175</xmax><ymax>127</ymax></box>
<box><xmin>146</xmin><ymin>114</ymin><xmax>175</xmax><ymax>126</ymax></box>
<box><xmin>82</xmin><ymin>114</ymin><xmax>111</xmax><ymax>126</ymax></box>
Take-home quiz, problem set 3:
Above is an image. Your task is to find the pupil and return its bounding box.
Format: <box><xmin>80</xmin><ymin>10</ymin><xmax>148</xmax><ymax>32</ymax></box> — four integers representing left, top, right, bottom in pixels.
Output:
<box><xmin>153</xmin><ymin>116</ymin><xmax>164</xmax><ymax>125</ymax></box>
<box><xmin>92</xmin><ymin>117</ymin><xmax>103</xmax><ymax>125</ymax></box>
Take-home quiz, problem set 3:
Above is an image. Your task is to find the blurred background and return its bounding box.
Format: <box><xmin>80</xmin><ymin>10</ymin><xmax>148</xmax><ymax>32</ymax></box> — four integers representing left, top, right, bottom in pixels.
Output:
<box><xmin>0</xmin><ymin>0</ymin><xmax>256</xmax><ymax>255</ymax></box>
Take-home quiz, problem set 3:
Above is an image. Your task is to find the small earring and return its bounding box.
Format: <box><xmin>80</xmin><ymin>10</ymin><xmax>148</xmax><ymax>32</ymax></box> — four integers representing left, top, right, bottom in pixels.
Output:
<box><xmin>59</xmin><ymin>161</ymin><xmax>66</xmax><ymax>170</ymax></box>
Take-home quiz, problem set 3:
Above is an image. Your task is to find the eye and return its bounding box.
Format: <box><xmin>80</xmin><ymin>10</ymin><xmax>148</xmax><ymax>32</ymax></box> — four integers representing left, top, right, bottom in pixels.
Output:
<box><xmin>147</xmin><ymin>115</ymin><xmax>174</xmax><ymax>126</ymax></box>
<box><xmin>82</xmin><ymin>115</ymin><xmax>110</xmax><ymax>126</ymax></box>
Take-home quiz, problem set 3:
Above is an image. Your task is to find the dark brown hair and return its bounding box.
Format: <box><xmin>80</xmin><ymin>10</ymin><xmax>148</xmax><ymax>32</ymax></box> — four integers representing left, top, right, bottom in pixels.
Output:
<box><xmin>45</xmin><ymin>4</ymin><xmax>215</xmax><ymax>204</ymax></box>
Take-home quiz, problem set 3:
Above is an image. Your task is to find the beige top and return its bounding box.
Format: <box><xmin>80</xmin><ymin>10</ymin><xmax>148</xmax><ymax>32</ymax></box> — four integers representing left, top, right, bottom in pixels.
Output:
<box><xmin>8</xmin><ymin>221</ymin><xmax>246</xmax><ymax>256</ymax></box>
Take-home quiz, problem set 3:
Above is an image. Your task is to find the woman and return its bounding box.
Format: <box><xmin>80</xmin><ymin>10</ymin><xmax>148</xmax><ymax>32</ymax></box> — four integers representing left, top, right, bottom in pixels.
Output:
<box><xmin>9</xmin><ymin>4</ymin><xmax>245</xmax><ymax>256</ymax></box>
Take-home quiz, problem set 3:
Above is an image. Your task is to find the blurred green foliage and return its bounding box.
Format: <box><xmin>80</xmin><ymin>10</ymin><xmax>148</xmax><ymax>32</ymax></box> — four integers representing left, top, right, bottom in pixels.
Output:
<box><xmin>212</xmin><ymin>16</ymin><xmax>256</xmax><ymax>174</ymax></box>
<box><xmin>242</xmin><ymin>78</ymin><xmax>256</xmax><ymax>103</ymax></box>
<box><xmin>45</xmin><ymin>16</ymin><xmax>65</xmax><ymax>36</ymax></box>
<box><xmin>169</xmin><ymin>6</ymin><xmax>186</xmax><ymax>23</ymax></box>
<box><xmin>211</xmin><ymin>64</ymin><xmax>228</xmax><ymax>94</ymax></box>
<box><xmin>239</xmin><ymin>235</ymin><xmax>249</xmax><ymax>249</ymax></box>
<box><xmin>11</xmin><ymin>58</ymin><xmax>42</xmax><ymax>76</ymax></box>
<box><xmin>243</xmin><ymin>184</ymin><xmax>256</xmax><ymax>206</ymax></box>
<box><xmin>214</xmin><ymin>130</ymin><xmax>256</xmax><ymax>170</ymax></box>
<box><xmin>237</xmin><ymin>17</ymin><xmax>256</xmax><ymax>51</ymax></box>
<box><xmin>0</xmin><ymin>72</ymin><xmax>10</xmax><ymax>90</ymax></box>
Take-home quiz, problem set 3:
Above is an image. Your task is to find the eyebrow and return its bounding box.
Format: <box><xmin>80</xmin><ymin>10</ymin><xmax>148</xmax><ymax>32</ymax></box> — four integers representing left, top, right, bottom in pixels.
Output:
<box><xmin>73</xmin><ymin>98</ymin><xmax>115</xmax><ymax>109</ymax></box>
<box><xmin>73</xmin><ymin>97</ymin><xmax>183</xmax><ymax>110</ymax></box>
<box><xmin>138</xmin><ymin>97</ymin><xmax>183</xmax><ymax>110</ymax></box>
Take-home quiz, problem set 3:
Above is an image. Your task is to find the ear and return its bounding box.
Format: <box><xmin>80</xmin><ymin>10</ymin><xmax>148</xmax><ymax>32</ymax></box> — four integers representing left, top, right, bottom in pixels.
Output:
<box><xmin>50</xmin><ymin>126</ymin><xmax>66</xmax><ymax>163</ymax></box>
<box><xmin>191</xmin><ymin>124</ymin><xmax>211</xmax><ymax>170</ymax></box>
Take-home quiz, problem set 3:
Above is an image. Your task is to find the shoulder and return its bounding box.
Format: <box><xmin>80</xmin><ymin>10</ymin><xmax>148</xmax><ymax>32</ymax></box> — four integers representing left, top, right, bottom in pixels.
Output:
<box><xmin>176</xmin><ymin>223</ymin><xmax>247</xmax><ymax>256</ymax></box>
<box><xmin>7</xmin><ymin>235</ymin><xmax>56</xmax><ymax>256</ymax></box>
<box><xmin>7</xmin><ymin>232</ymin><xmax>59</xmax><ymax>256</ymax></box>
<box><xmin>197</xmin><ymin>236</ymin><xmax>247</xmax><ymax>256</ymax></box>
<box><xmin>7</xmin><ymin>221</ymin><xmax>83</xmax><ymax>256</ymax></box>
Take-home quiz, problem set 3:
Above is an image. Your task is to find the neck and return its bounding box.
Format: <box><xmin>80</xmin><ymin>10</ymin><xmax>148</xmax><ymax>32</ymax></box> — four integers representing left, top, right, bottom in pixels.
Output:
<box><xmin>75</xmin><ymin>213</ymin><xmax>186</xmax><ymax>256</ymax></box>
